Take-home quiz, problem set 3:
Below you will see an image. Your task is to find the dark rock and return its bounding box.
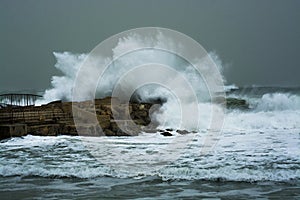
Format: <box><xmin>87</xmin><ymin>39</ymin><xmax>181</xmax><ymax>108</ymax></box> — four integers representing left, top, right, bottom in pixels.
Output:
<box><xmin>63</xmin><ymin>125</ymin><xmax>78</xmax><ymax>136</ymax></box>
<box><xmin>28</xmin><ymin>124</ymin><xmax>59</xmax><ymax>136</ymax></box>
<box><xmin>226</xmin><ymin>97</ymin><xmax>249</xmax><ymax>109</ymax></box>
<box><xmin>143</xmin><ymin>129</ymin><xmax>158</xmax><ymax>133</ymax></box>
<box><xmin>165</xmin><ymin>128</ymin><xmax>173</xmax><ymax>132</ymax></box>
<box><xmin>104</xmin><ymin>129</ymin><xmax>115</xmax><ymax>136</ymax></box>
<box><xmin>0</xmin><ymin>125</ymin><xmax>12</xmax><ymax>140</ymax></box>
<box><xmin>161</xmin><ymin>131</ymin><xmax>173</xmax><ymax>136</ymax></box>
<box><xmin>97</xmin><ymin>115</ymin><xmax>111</xmax><ymax>129</ymax></box>
<box><xmin>176</xmin><ymin>129</ymin><xmax>189</xmax><ymax>135</ymax></box>
<box><xmin>110</xmin><ymin>122</ymin><xmax>122</xmax><ymax>133</ymax></box>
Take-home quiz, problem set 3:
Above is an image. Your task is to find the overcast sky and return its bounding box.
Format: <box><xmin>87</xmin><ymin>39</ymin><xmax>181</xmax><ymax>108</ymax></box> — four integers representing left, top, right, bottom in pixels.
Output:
<box><xmin>1</xmin><ymin>0</ymin><xmax>300</xmax><ymax>92</ymax></box>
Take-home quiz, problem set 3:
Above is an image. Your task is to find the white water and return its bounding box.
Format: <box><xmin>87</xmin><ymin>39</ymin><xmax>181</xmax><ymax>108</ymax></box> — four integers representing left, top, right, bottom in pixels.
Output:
<box><xmin>225</xmin><ymin>92</ymin><xmax>300</xmax><ymax>131</ymax></box>
<box><xmin>0</xmin><ymin>130</ymin><xmax>299</xmax><ymax>182</ymax></box>
<box><xmin>36</xmin><ymin>32</ymin><xmax>226</xmax><ymax>131</ymax></box>
<box><xmin>35</xmin><ymin>32</ymin><xmax>300</xmax><ymax>132</ymax></box>
<box><xmin>4</xmin><ymin>32</ymin><xmax>299</xmax><ymax>183</ymax></box>
<box><xmin>7</xmin><ymin>90</ymin><xmax>299</xmax><ymax>182</ymax></box>
<box><xmin>255</xmin><ymin>93</ymin><xmax>300</xmax><ymax>111</ymax></box>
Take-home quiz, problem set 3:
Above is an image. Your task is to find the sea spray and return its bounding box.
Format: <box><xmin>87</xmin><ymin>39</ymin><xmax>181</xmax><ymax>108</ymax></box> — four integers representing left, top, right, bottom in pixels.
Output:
<box><xmin>34</xmin><ymin>31</ymin><xmax>300</xmax><ymax>133</ymax></box>
<box><xmin>36</xmin><ymin>30</ymin><xmax>226</xmax><ymax>131</ymax></box>
<box><xmin>255</xmin><ymin>93</ymin><xmax>300</xmax><ymax>111</ymax></box>
<box><xmin>36</xmin><ymin>52</ymin><xmax>87</xmax><ymax>103</ymax></box>
<box><xmin>225</xmin><ymin>91</ymin><xmax>300</xmax><ymax>130</ymax></box>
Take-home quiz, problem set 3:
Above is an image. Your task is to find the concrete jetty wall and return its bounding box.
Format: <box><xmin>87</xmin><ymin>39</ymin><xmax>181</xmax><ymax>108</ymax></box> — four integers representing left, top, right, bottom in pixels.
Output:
<box><xmin>0</xmin><ymin>124</ymin><xmax>27</xmax><ymax>140</ymax></box>
<box><xmin>0</xmin><ymin>97</ymin><xmax>158</xmax><ymax>140</ymax></box>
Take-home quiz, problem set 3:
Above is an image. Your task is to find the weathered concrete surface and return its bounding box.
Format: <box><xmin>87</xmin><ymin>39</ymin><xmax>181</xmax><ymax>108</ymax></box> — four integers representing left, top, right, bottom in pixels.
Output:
<box><xmin>28</xmin><ymin>124</ymin><xmax>60</xmax><ymax>136</ymax></box>
<box><xmin>0</xmin><ymin>124</ymin><xmax>27</xmax><ymax>140</ymax></box>
<box><xmin>0</xmin><ymin>97</ymin><xmax>157</xmax><ymax>140</ymax></box>
<box><xmin>0</xmin><ymin>96</ymin><xmax>250</xmax><ymax>140</ymax></box>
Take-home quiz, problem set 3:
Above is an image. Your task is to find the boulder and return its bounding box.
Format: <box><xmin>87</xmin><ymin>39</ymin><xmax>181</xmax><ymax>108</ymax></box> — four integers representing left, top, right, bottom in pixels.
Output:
<box><xmin>226</xmin><ymin>98</ymin><xmax>249</xmax><ymax>109</ymax></box>
<box><xmin>97</xmin><ymin>115</ymin><xmax>111</xmax><ymax>129</ymax></box>
<box><xmin>28</xmin><ymin>124</ymin><xmax>59</xmax><ymax>136</ymax></box>
<box><xmin>104</xmin><ymin>129</ymin><xmax>115</xmax><ymax>136</ymax></box>
<box><xmin>176</xmin><ymin>129</ymin><xmax>189</xmax><ymax>135</ymax></box>
<box><xmin>161</xmin><ymin>131</ymin><xmax>173</xmax><ymax>136</ymax></box>
<box><xmin>165</xmin><ymin>128</ymin><xmax>173</xmax><ymax>132</ymax></box>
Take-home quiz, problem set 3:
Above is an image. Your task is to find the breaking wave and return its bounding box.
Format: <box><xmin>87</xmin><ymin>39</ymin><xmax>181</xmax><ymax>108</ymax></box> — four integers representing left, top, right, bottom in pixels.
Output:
<box><xmin>254</xmin><ymin>93</ymin><xmax>300</xmax><ymax>111</ymax></box>
<box><xmin>0</xmin><ymin>135</ymin><xmax>299</xmax><ymax>182</ymax></box>
<box><xmin>36</xmin><ymin>31</ymin><xmax>225</xmax><ymax>131</ymax></box>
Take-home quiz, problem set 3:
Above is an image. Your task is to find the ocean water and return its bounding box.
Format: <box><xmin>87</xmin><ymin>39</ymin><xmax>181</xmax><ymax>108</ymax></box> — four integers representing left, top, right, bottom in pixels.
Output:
<box><xmin>0</xmin><ymin>87</ymin><xmax>300</xmax><ymax>199</ymax></box>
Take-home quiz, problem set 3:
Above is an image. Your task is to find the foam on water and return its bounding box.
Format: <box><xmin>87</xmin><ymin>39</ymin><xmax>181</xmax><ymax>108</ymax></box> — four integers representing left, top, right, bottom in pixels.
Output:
<box><xmin>3</xmin><ymin>32</ymin><xmax>299</xmax><ymax>184</ymax></box>
<box><xmin>0</xmin><ymin>132</ymin><xmax>299</xmax><ymax>182</ymax></box>
<box><xmin>255</xmin><ymin>93</ymin><xmax>300</xmax><ymax>111</ymax></box>
<box><xmin>224</xmin><ymin>92</ymin><xmax>300</xmax><ymax>131</ymax></box>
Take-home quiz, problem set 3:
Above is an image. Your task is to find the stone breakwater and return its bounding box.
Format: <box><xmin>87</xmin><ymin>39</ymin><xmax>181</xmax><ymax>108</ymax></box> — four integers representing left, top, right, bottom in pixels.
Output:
<box><xmin>0</xmin><ymin>97</ymin><xmax>248</xmax><ymax>140</ymax></box>
<box><xmin>0</xmin><ymin>97</ymin><xmax>159</xmax><ymax>140</ymax></box>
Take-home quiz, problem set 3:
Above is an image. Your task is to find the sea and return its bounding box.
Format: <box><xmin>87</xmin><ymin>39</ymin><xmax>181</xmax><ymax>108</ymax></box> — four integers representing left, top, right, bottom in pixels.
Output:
<box><xmin>0</xmin><ymin>87</ymin><xmax>300</xmax><ymax>199</ymax></box>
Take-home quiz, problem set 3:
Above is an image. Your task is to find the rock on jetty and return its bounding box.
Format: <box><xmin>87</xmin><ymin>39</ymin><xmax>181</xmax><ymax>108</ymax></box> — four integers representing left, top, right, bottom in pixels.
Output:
<box><xmin>0</xmin><ymin>96</ymin><xmax>249</xmax><ymax>140</ymax></box>
<box><xmin>226</xmin><ymin>97</ymin><xmax>249</xmax><ymax>109</ymax></box>
<box><xmin>0</xmin><ymin>97</ymin><xmax>158</xmax><ymax>140</ymax></box>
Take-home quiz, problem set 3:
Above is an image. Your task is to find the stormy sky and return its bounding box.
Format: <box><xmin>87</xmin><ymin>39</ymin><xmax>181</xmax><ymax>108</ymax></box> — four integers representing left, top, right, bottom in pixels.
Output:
<box><xmin>1</xmin><ymin>0</ymin><xmax>299</xmax><ymax>92</ymax></box>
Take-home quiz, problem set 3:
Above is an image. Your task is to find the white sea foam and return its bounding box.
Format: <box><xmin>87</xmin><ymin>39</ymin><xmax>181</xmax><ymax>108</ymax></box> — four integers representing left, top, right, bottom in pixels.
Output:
<box><xmin>255</xmin><ymin>93</ymin><xmax>300</xmax><ymax>111</ymax></box>
<box><xmin>223</xmin><ymin>92</ymin><xmax>300</xmax><ymax>131</ymax></box>
<box><xmin>0</xmin><ymin>133</ymin><xmax>299</xmax><ymax>182</ymax></box>
<box><xmin>21</xmin><ymin>32</ymin><xmax>300</xmax><ymax>182</ymax></box>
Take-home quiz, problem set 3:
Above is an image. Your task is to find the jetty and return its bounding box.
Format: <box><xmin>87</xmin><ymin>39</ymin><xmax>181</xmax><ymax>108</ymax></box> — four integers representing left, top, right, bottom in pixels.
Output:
<box><xmin>0</xmin><ymin>93</ymin><xmax>249</xmax><ymax>140</ymax></box>
<box><xmin>0</xmin><ymin>96</ymin><xmax>157</xmax><ymax>140</ymax></box>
